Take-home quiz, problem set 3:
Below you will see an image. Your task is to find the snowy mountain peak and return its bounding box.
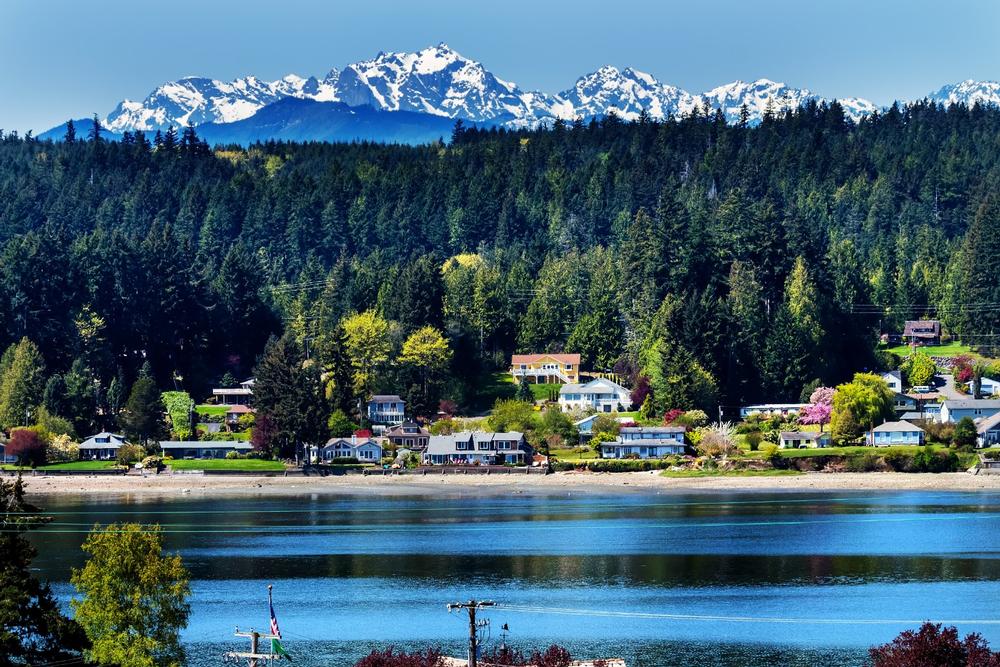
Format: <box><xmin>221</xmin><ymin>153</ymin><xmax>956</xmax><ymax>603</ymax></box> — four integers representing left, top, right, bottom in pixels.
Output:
<box><xmin>100</xmin><ymin>44</ymin><xmax>902</xmax><ymax>136</ymax></box>
<box><xmin>929</xmin><ymin>80</ymin><xmax>1000</xmax><ymax>108</ymax></box>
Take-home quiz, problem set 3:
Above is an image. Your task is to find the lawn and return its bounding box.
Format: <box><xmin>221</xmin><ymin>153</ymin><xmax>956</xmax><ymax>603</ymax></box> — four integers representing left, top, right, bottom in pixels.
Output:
<box><xmin>529</xmin><ymin>383</ymin><xmax>561</xmax><ymax>401</ymax></box>
<box><xmin>2</xmin><ymin>460</ymin><xmax>120</xmax><ymax>471</ymax></box>
<box><xmin>468</xmin><ymin>371</ymin><xmax>518</xmax><ymax>414</ymax></box>
<box><xmin>165</xmin><ymin>459</ymin><xmax>285</xmax><ymax>471</ymax></box>
<box><xmin>195</xmin><ymin>404</ymin><xmax>230</xmax><ymax>416</ymax></box>
<box><xmin>551</xmin><ymin>447</ymin><xmax>599</xmax><ymax>463</ymax></box>
<box><xmin>884</xmin><ymin>342</ymin><xmax>973</xmax><ymax>357</ymax></box>
<box><xmin>661</xmin><ymin>469</ymin><xmax>802</xmax><ymax>478</ymax></box>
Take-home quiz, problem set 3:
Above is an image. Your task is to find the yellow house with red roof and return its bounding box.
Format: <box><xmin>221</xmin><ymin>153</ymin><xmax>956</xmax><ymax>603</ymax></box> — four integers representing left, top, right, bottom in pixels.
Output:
<box><xmin>510</xmin><ymin>353</ymin><xmax>581</xmax><ymax>384</ymax></box>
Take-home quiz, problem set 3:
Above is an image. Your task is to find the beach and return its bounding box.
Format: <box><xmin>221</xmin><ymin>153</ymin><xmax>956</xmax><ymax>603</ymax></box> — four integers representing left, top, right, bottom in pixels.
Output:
<box><xmin>16</xmin><ymin>470</ymin><xmax>1000</xmax><ymax>499</ymax></box>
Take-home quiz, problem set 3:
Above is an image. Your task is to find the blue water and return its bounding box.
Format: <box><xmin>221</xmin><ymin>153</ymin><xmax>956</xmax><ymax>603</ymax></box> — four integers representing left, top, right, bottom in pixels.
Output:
<box><xmin>28</xmin><ymin>490</ymin><xmax>1000</xmax><ymax>666</ymax></box>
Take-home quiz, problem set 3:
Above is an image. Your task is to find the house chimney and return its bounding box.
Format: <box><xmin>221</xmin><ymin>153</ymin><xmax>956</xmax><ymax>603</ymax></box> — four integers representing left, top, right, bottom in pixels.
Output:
<box><xmin>352</xmin><ymin>434</ymin><xmax>357</xmax><ymax>445</ymax></box>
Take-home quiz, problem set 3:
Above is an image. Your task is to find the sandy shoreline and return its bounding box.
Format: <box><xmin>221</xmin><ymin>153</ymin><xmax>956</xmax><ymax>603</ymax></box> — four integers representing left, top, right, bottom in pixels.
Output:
<box><xmin>14</xmin><ymin>470</ymin><xmax>1000</xmax><ymax>500</ymax></box>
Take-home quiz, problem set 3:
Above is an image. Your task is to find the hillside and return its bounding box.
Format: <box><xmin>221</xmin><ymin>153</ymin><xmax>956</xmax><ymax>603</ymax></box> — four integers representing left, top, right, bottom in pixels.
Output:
<box><xmin>2</xmin><ymin>100</ymin><xmax>1000</xmax><ymax>426</ymax></box>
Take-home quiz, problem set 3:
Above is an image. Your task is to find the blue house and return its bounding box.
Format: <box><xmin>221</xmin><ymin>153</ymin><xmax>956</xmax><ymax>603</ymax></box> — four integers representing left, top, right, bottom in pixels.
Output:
<box><xmin>867</xmin><ymin>421</ymin><xmax>925</xmax><ymax>446</ymax></box>
<box><xmin>319</xmin><ymin>436</ymin><xmax>382</xmax><ymax>463</ymax></box>
<box><xmin>939</xmin><ymin>400</ymin><xmax>1000</xmax><ymax>424</ymax></box>
<box><xmin>600</xmin><ymin>426</ymin><xmax>686</xmax><ymax>459</ymax></box>
<box><xmin>367</xmin><ymin>395</ymin><xmax>406</xmax><ymax>425</ymax></box>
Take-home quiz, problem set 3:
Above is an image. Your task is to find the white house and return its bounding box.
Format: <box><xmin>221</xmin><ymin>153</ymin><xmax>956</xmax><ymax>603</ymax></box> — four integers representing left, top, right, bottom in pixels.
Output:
<box><xmin>779</xmin><ymin>431</ymin><xmax>832</xmax><ymax>448</ymax></box>
<box><xmin>558</xmin><ymin>378</ymin><xmax>632</xmax><ymax>413</ymax></box>
<box><xmin>79</xmin><ymin>432</ymin><xmax>128</xmax><ymax>460</ymax></box>
<box><xmin>739</xmin><ymin>403</ymin><xmax>807</xmax><ymax>419</ymax></box>
<box><xmin>367</xmin><ymin>395</ymin><xmax>406</xmax><ymax>425</ymax></box>
<box><xmin>212</xmin><ymin>378</ymin><xmax>254</xmax><ymax>406</ymax></box>
<box><xmin>976</xmin><ymin>412</ymin><xmax>1000</xmax><ymax>448</ymax></box>
<box><xmin>867</xmin><ymin>421</ymin><xmax>925</xmax><ymax>446</ymax></box>
<box><xmin>977</xmin><ymin>377</ymin><xmax>1000</xmax><ymax>397</ymax></box>
<box><xmin>423</xmin><ymin>432</ymin><xmax>530</xmax><ymax>466</ymax></box>
<box><xmin>319</xmin><ymin>436</ymin><xmax>382</xmax><ymax>463</ymax></box>
<box><xmin>882</xmin><ymin>370</ymin><xmax>903</xmax><ymax>393</ymax></box>
<box><xmin>599</xmin><ymin>426</ymin><xmax>686</xmax><ymax>459</ymax></box>
<box><xmin>939</xmin><ymin>399</ymin><xmax>1000</xmax><ymax>424</ymax></box>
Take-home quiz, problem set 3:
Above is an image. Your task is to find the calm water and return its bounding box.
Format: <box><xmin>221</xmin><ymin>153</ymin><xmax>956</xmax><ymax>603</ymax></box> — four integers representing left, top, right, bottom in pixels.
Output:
<box><xmin>26</xmin><ymin>490</ymin><xmax>1000</xmax><ymax>666</ymax></box>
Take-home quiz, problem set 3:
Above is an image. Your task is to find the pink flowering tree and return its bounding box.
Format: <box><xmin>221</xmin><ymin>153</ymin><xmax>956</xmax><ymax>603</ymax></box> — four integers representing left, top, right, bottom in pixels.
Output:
<box><xmin>799</xmin><ymin>386</ymin><xmax>834</xmax><ymax>432</ymax></box>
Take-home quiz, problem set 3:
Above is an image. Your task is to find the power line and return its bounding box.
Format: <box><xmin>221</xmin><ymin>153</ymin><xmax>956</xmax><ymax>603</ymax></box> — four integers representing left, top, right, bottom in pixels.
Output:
<box><xmin>448</xmin><ymin>599</ymin><xmax>495</xmax><ymax>667</ymax></box>
<box><xmin>496</xmin><ymin>604</ymin><xmax>1000</xmax><ymax>626</ymax></box>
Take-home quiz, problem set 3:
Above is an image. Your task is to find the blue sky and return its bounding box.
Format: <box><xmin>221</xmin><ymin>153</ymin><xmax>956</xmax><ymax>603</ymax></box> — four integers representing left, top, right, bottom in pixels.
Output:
<box><xmin>3</xmin><ymin>0</ymin><xmax>1000</xmax><ymax>133</ymax></box>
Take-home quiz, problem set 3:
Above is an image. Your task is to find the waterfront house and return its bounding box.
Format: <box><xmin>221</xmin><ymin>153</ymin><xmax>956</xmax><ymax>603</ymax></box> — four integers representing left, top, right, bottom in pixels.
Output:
<box><xmin>319</xmin><ymin>436</ymin><xmax>383</xmax><ymax>463</ymax></box>
<box><xmin>79</xmin><ymin>432</ymin><xmax>128</xmax><ymax>460</ymax></box>
<box><xmin>882</xmin><ymin>370</ymin><xmax>903</xmax><ymax>393</ymax></box>
<box><xmin>779</xmin><ymin>431</ymin><xmax>832</xmax><ymax>448</ymax></box>
<box><xmin>599</xmin><ymin>426</ymin><xmax>686</xmax><ymax>459</ymax></box>
<box><xmin>367</xmin><ymin>395</ymin><xmax>406</xmax><ymax>425</ymax></box>
<box><xmin>902</xmin><ymin>320</ymin><xmax>941</xmax><ymax>345</ymax></box>
<box><xmin>558</xmin><ymin>378</ymin><xmax>632</xmax><ymax>413</ymax></box>
<box><xmin>159</xmin><ymin>440</ymin><xmax>253</xmax><ymax>459</ymax></box>
<box><xmin>510</xmin><ymin>353</ymin><xmax>581</xmax><ymax>385</ymax></box>
<box><xmin>384</xmin><ymin>422</ymin><xmax>430</xmax><ymax>450</ymax></box>
<box><xmin>867</xmin><ymin>421</ymin><xmax>925</xmax><ymax>446</ymax></box>
<box><xmin>739</xmin><ymin>403</ymin><xmax>807</xmax><ymax>419</ymax></box>
<box><xmin>976</xmin><ymin>412</ymin><xmax>1000</xmax><ymax>448</ymax></box>
<box><xmin>212</xmin><ymin>378</ymin><xmax>254</xmax><ymax>406</ymax></box>
<box><xmin>423</xmin><ymin>431</ymin><xmax>530</xmax><ymax>465</ymax></box>
<box><xmin>977</xmin><ymin>377</ymin><xmax>1000</xmax><ymax>397</ymax></box>
<box><xmin>225</xmin><ymin>404</ymin><xmax>253</xmax><ymax>428</ymax></box>
<box><xmin>893</xmin><ymin>392</ymin><xmax>918</xmax><ymax>413</ymax></box>
<box><xmin>939</xmin><ymin>399</ymin><xmax>1000</xmax><ymax>424</ymax></box>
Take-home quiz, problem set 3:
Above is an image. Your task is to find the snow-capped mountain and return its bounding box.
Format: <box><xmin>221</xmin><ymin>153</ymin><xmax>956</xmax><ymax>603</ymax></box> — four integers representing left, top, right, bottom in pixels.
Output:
<box><xmin>553</xmin><ymin>66</ymin><xmax>697</xmax><ymax>121</ymax></box>
<box><xmin>91</xmin><ymin>43</ymin><xmax>1000</xmax><ymax>141</ymax></box>
<box><xmin>928</xmin><ymin>80</ymin><xmax>1000</xmax><ymax>108</ymax></box>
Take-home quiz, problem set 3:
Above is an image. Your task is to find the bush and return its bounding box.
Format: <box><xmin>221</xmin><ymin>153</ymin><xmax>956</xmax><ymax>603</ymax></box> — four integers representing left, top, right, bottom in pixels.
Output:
<box><xmin>116</xmin><ymin>443</ymin><xmax>146</xmax><ymax>466</ymax></box>
<box><xmin>759</xmin><ymin>443</ymin><xmax>779</xmax><ymax>458</ymax></box>
<box><xmin>140</xmin><ymin>455</ymin><xmax>164</xmax><ymax>470</ymax></box>
<box><xmin>869</xmin><ymin>622</ymin><xmax>1000</xmax><ymax>666</ymax></box>
<box><xmin>7</xmin><ymin>428</ymin><xmax>47</xmax><ymax>466</ymax></box>
<box><xmin>674</xmin><ymin>410</ymin><xmax>708</xmax><ymax>428</ymax></box>
<box><xmin>745</xmin><ymin>431</ymin><xmax>763</xmax><ymax>451</ymax></box>
<box><xmin>953</xmin><ymin>417</ymin><xmax>977</xmax><ymax>448</ymax></box>
<box><xmin>923</xmin><ymin>421</ymin><xmax>955</xmax><ymax>445</ymax></box>
<box><xmin>224</xmin><ymin>450</ymin><xmax>246</xmax><ymax>460</ymax></box>
<box><xmin>45</xmin><ymin>433</ymin><xmax>79</xmax><ymax>463</ymax></box>
<box><xmin>845</xmin><ymin>453</ymin><xmax>882</xmax><ymax>472</ymax></box>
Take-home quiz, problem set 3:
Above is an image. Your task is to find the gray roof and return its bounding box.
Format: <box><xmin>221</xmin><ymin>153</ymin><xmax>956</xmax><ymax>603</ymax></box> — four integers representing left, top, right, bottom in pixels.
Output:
<box><xmin>943</xmin><ymin>399</ymin><xmax>1000</xmax><ymax>410</ymax></box>
<box><xmin>426</xmin><ymin>432</ymin><xmax>525</xmax><ymax>456</ymax></box>
<box><xmin>883</xmin><ymin>370</ymin><xmax>902</xmax><ymax>380</ymax></box>
<box><xmin>620</xmin><ymin>426</ymin><xmax>685</xmax><ymax>434</ymax></box>
<box><xmin>779</xmin><ymin>431</ymin><xmax>828</xmax><ymax>440</ymax></box>
<box><xmin>160</xmin><ymin>440</ymin><xmax>252</xmax><ymax>450</ymax></box>
<box><xmin>559</xmin><ymin>378</ymin><xmax>629</xmax><ymax>395</ymax></box>
<box><xmin>79</xmin><ymin>432</ymin><xmax>127</xmax><ymax>449</ymax></box>
<box><xmin>871</xmin><ymin>421</ymin><xmax>925</xmax><ymax>433</ymax></box>
<box><xmin>976</xmin><ymin>411</ymin><xmax>1000</xmax><ymax>434</ymax></box>
<box><xmin>212</xmin><ymin>387</ymin><xmax>252</xmax><ymax>395</ymax></box>
<box><xmin>369</xmin><ymin>395</ymin><xmax>403</xmax><ymax>403</ymax></box>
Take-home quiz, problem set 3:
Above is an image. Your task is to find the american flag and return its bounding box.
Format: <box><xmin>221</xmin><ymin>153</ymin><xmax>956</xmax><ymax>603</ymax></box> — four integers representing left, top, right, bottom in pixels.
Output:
<box><xmin>269</xmin><ymin>591</ymin><xmax>281</xmax><ymax>639</ymax></box>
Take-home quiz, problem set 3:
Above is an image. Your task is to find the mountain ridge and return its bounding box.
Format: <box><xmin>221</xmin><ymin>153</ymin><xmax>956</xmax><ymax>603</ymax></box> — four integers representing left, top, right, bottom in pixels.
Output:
<box><xmin>50</xmin><ymin>43</ymin><xmax>1000</xmax><ymax>141</ymax></box>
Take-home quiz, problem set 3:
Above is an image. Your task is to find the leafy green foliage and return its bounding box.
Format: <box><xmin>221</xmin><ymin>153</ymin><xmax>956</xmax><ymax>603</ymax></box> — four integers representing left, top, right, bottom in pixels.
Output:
<box><xmin>0</xmin><ymin>476</ymin><xmax>89</xmax><ymax>664</ymax></box>
<box><xmin>901</xmin><ymin>351</ymin><xmax>936</xmax><ymax>387</ymax></box>
<box><xmin>71</xmin><ymin>523</ymin><xmax>191</xmax><ymax>667</ymax></box>
<box><xmin>160</xmin><ymin>391</ymin><xmax>194</xmax><ymax>439</ymax></box>
<box><xmin>831</xmin><ymin>373</ymin><xmax>896</xmax><ymax>443</ymax></box>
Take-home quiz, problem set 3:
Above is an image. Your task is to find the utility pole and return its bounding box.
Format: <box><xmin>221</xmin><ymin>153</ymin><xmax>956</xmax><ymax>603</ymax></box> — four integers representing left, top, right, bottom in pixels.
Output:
<box><xmin>447</xmin><ymin>599</ymin><xmax>495</xmax><ymax>667</ymax></box>
<box><xmin>225</xmin><ymin>627</ymin><xmax>280</xmax><ymax>667</ymax></box>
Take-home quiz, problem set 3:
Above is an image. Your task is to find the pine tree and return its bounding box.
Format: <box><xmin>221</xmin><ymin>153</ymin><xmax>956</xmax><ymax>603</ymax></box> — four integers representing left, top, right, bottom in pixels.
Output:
<box><xmin>64</xmin><ymin>119</ymin><xmax>76</xmax><ymax>143</ymax></box>
<box><xmin>88</xmin><ymin>114</ymin><xmax>103</xmax><ymax>143</ymax></box>
<box><xmin>0</xmin><ymin>338</ymin><xmax>46</xmax><ymax>430</ymax></box>
<box><xmin>253</xmin><ymin>334</ymin><xmax>327</xmax><ymax>458</ymax></box>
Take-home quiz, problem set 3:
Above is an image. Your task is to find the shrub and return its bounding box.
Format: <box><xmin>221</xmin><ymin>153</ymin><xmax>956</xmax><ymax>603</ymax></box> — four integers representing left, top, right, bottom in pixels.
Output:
<box><xmin>7</xmin><ymin>428</ymin><xmax>47</xmax><ymax>466</ymax></box>
<box><xmin>924</xmin><ymin>421</ymin><xmax>955</xmax><ymax>445</ymax></box>
<box><xmin>46</xmin><ymin>433</ymin><xmax>79</xmax><ymax>462</ymax></box>
<box><xmin>116</xmin><ymin>443</ymin><xmax>146</xmax><ymax>466</ymax></box>
<box><xmin>845</xmin><ymin>453</ymin><xmax>882</xmax><ymax>472</ymax></box>
<box><xmin>745</xmin><ymin>431</ymin><xmax>763</xmax><ymax>451</ymax></box>
<box><xmin>353</xmin><ymin>648</ymin><xmax>443</xmax><ymax>667</ymax></box>
<box><xmin>953</xmin><ymin>417</ymin><xmax>977</xmax><ymax>448</ymax></box>
<box><xmin>140</xmin><ymin>455</ymin><xmax>164</xmax><ymax>470</ymax></box>
<box><xmin>882</xmin><ymin>451</ymin><xmax>912</xmax><ymax>472</ymax></box>
<box><xmin>675</xmin><ymin>410</ymin><xmax>708</xmax><ymax>428</ymax></box>
<box><xmin>869</xmin><ymin>622</ymin><xmax>999</xmax><ymax>667</ymax></box>
<box><xmin>224</xmin><ymin>450</ymin><xmax>246</xmax><ymax>460</ymax></box>
<box><xmin>697</xmin><ymin>423</ymin><xmax>737</xmax><ymax>457</ymax></box>
<box><xmin>661</xmin><ymin>408</ymin><xmax>684</xmax><ymax>425</ymax></box>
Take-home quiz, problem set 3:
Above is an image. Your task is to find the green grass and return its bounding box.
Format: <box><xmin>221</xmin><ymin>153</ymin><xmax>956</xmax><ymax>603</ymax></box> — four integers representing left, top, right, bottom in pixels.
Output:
<box><xmin>551</xmin><ymin>447</ymin><xmax>599</xmax><ymax>463</ymax></box>
<box><xmin>660</xmin><ymin>469</ymin><xmax>803</xmax><ymax>478</ymax></box>
<box><xmin>468</xmin><ymin>371</ymin><xmax>518</xmax><ymax>413</ymax></box>
<box><xmin>2</xmin><ymin>460</ymin><xmax>120</xmax><ymax>471</ymax></box>
<box><xmin>528</xmin><ymin>383</ymin><xmax>561</xmax><ymax>401</ymax></box>
<box><xmin>165</xmin><ymin>458</ymin><xmax>285</xmax><ymax>471</ymax></box>
<box><xmin>194</xmin><ymin>405</ymin><xmax>230</xmax><ymax>416</ymax></box>
<box><xmin>884</xmin><ymin>342</ymin><xmax>973</xmax><ymax>357</ymax></box>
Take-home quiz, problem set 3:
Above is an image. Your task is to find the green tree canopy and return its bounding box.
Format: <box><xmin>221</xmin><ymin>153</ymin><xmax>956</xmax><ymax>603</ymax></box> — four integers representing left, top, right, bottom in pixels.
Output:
<box><xmin>71</xmin><ymin>523</ymin><xmax>191</xmax><ymax>667</ymax></box>
<box><xmin>831</xmin><ymin>372</ymin><xmax>896</xmax><ymax>443</ymax></box>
